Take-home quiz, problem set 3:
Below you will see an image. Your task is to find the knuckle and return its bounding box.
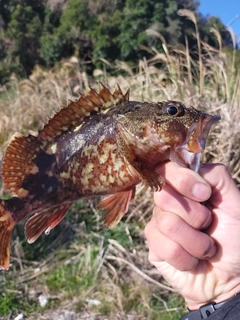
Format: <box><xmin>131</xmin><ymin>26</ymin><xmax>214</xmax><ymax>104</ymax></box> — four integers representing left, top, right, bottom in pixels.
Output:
<box><xmin>152</xmin><ymin>205</ymin><xmax>160</xmax><ymax>216</ymax></box>
<box><xmin>160</xmin><ymin>190</ymin><xmax>177</xmax><ymax>208</ymax></box>
<box><xmin>191</xmin><ymin>206</ymin><xmax>212</xmax><ymax>230</ymax></box>
<box><xmin>175</xmin><ymin>173</ymin><xmax>190</xmax><ymax>190</ymax></box>
<box><xmin>165</xmin><ymin>242</ymin><xmax>199</xmax><ymax>271</ymax></box>
<box><xmin>144</xmin><ymin>206</ymin><xmax>159</xmax><ymax>239</ymax></box>
<box><xmin>215</xmin><ymin>163</ymin><xmax>229</xmax><ymax>176</ymax></box>
<box><xmin>144</xmin><ymin>220</ymin><xmax>155</xmax><ymax>240</ymax></box>
<box><xmin>144</xmin><ymin>223</ymin><xmax>151</xmax><ymax>239</ymax></box>
<box><xmin>178</xmin><ymin>256</ymin><xmax>199</xmax><ymax>272</ymax></box>
<box><xmin>166</xmin><ymin>241</ymin><xmax>184</xmax><ymax>261</ymax></box>
<box><xmin>159</xmin><ymin>213</ymin><xmax>182</xmax><ymax>237</ymax></box>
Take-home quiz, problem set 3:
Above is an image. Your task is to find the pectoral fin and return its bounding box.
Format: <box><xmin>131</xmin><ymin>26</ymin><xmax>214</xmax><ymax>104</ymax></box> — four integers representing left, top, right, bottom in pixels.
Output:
<box><xmin>25</xmin><ymin>203</ymin><xmax>72</xmax><ymax>243</ymax></box>
<box><xmin>97</xmin><ymin>188</ymin><xmax>135</xmax><ymax>228</ymax></box>
<box><xmin>117</xmin><ymin>126</ymin><xmax>164</xmax><ymax>191</ymax></box>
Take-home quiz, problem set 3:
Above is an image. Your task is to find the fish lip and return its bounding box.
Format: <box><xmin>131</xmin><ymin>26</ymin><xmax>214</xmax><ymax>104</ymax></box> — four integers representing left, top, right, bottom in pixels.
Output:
<box><xmin>187</xmin><ymin>113</ymin><xmax>221</xmax><ymax>153</ymax></box>
<box><xmin>170</xmin><ymin>113</ymin><xmax>220</xmax><ymax>172</ymax></box>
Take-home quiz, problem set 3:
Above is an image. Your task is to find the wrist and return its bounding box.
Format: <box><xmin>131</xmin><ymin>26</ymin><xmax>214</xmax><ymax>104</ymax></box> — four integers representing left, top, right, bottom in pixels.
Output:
<box><xmin>186</xmin><ymin>282</ymin><xmax>240</xmax><ymax>310</ymax></box>
<box><xmin>181</xmin><ymin>292</ymin><xmax>240</xmax><ymax>320</ymax></box>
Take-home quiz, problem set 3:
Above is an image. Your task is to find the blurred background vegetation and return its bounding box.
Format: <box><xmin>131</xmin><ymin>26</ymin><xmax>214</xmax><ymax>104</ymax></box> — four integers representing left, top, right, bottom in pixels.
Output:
<box><xmin>0</xmin><ymin>0</ymin><xmax>236</xmax><ymax>85</ymax></box>
<box><xmin>0</xmin><ymin>0</ymin><xmax>240</xmax><ymax>319</ymax></box>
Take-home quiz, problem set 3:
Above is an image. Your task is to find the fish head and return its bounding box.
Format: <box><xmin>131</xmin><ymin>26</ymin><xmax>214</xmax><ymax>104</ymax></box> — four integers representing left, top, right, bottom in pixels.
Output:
<box><xmin>117</xmin><ymin>100</ymin><xmax>220</xmax><ymax>172</ymax></box>
<box><xmin>153</xmin><ymin>101</ymin><xmax>220</xmax><ymax>171</ymax></box>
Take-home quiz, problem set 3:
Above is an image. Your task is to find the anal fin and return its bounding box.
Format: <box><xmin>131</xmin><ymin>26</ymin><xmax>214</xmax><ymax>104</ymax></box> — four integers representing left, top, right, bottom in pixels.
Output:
<box><xmin>97</xmin><ymin>188</ymin><xmax>135</xmax><ymax>228</ymax></box>
<box><xmin>25</xmin><ymin>203</ymin><xmax>72</xmax><ymax>243</ymax></box>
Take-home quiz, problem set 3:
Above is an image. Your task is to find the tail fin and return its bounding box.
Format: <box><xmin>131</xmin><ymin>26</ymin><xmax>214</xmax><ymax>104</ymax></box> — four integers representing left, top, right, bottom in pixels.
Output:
<box><xmin>0</xmin><ymin>200</ymin><xmax>16</xmax><ymax>270</ymax></box>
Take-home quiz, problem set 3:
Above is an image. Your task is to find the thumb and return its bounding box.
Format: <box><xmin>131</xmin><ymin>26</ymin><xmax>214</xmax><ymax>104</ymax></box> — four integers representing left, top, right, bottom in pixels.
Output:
<box><xmin>200</xmin><ymin>163</ymin><xmax>240</xmax><ymax>214</ymax></box>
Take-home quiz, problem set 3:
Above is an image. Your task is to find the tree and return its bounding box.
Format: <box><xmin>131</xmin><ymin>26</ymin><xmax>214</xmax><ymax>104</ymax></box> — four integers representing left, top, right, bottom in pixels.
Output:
<box><xmin>0</xmin><ymin>0</ymin><xmax>235</xmax><ymax>84</ymax></box>
<box><xmin>1</xmin><ymin>0</ymin><xmax>45</xmax><ymax>77</ymax></box>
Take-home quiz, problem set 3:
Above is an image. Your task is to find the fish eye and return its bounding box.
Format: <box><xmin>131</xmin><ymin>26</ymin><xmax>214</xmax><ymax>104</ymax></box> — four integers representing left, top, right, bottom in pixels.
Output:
<box><xmin>167</xmin><ymin>105</ymin><xmax>178</xmax><ymax>115</ymax></box>
<box><xmin>164</xmin><ymin>103</ymin><xmax>185</xmax><ymax>117</ymax></box>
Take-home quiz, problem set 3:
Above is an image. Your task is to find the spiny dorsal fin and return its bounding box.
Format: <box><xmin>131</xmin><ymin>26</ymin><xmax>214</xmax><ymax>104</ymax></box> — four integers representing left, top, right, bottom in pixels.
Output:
<box><xmin>38</xmin><ymin>83</ymin><xmax>129</xmax><ymax>143</ymax></box>
<box><xmin>1</xmin><ymin>133</ymin><xmax>43</xmax><ymax>195</ymax></box>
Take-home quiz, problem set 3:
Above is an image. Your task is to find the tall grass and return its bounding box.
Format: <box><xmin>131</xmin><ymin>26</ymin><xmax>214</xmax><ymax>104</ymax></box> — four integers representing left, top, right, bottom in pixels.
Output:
<box><xmin>0</xmin><ymin>13</ymin><xmax>240</xmax><ymax>318</ymax></box>
<box><xmin>1</xmin><ymin>29</ymin><xmax>239</xmax><ymax>184</ymax></box>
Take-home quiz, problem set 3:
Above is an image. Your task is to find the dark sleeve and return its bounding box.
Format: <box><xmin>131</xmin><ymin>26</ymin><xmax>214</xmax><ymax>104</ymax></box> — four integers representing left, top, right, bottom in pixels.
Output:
<box><xmin>180</xmin><ymin>293</ymin><xmax>240</xmax><ymax>320</ymax></box>
<box><xmin>209</xmin><ymin>294</ymin><xmax>240</xmax><ymax>320</ymax></box>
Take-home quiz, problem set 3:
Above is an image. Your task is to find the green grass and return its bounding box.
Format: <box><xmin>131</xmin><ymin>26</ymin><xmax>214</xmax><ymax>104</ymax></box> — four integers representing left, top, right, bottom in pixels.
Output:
<box><xmin>0</xmin><ymin>276</ymin><xmax>41</xmax><ymax>317</ymax></box>
<box><xmin>0</xmin><ymin>200</ymin><xmax>186</xmax><ymax>319</ymax></box>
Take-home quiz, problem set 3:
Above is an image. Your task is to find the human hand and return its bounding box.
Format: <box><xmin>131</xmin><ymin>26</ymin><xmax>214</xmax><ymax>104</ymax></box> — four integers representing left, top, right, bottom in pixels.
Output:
<box><xmin>145</xmin><ymin>162</ymin><xmax>240</xmax><ymax>309</ymax></box>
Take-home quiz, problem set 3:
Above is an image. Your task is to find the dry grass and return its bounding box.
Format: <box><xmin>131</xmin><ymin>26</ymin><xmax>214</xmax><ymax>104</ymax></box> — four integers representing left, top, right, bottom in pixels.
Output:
<box><xmin>0</xmin><ymin>18</ymin><xmax>240</xmax><ymax>318</ymax></box>
<box><xmin>1</xmin><ymin>35</ymin><xmax>240</xmax><ymax>185</ymax></box>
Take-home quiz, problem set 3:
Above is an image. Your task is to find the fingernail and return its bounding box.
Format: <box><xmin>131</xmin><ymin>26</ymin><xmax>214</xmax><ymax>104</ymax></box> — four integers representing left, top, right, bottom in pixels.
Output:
<box><xmin>192</xmin><ymin>183</ymin><xmax>211</xmax><ymax>201</ymax></box>
<box><xmin>203</xmin><ymin>242</ymin><xmax>217</xmax><ymax>260</ymax></box>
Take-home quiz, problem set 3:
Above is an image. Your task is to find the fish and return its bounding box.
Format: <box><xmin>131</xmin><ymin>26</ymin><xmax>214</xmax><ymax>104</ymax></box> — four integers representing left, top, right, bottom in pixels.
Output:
<box><xmin>0</xmin><ymin>83</ymin><xmax>220</xmax><ymax>270</ymax></box>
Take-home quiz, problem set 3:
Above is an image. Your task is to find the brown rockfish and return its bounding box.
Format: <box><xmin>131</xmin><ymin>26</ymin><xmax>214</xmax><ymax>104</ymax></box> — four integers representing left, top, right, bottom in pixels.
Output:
<box><xmin>0</xmin><ymin>84</ymin><xmax>220</xmax><ymax>270</ymax></box>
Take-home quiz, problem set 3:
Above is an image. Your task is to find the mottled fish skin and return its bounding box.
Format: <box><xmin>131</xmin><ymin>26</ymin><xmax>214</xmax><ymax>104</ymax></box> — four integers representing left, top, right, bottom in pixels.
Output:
<box><xmin>54</xmin><ymin>108</ymin><xmax>140</xmax><ymax>195</ymax></box>
<box><xmin>0</xmin><ymin>84</ymin><xmax>220</xmax><ymax>270</ymax></box>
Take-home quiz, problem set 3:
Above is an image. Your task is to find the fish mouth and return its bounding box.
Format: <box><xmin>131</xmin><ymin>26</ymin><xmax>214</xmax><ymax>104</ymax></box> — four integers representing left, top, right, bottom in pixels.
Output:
<box><xmin>187</xmin><ymin>113</ymin><xmax>221</xmax><ymax>153</ymax></box>
<box><xmin>170</xmin><ymin>113</ymin><xmax>220</xmax><ymax>172</ymax></box>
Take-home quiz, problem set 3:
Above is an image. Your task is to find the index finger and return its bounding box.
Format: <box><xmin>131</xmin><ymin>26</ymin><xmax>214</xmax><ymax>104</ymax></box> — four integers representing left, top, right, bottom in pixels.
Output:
<box><xmin>155</xmin><ymin>161</ymin><xmax>211</xmax><ymax>202</ymax></box>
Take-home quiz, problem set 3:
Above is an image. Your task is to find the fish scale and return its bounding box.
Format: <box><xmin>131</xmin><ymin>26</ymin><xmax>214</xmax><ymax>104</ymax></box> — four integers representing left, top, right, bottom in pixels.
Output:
<box><xmin>0</xmin><ymin>83</ymin><xmax>220</xmax><ymax>270</ymax></box>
